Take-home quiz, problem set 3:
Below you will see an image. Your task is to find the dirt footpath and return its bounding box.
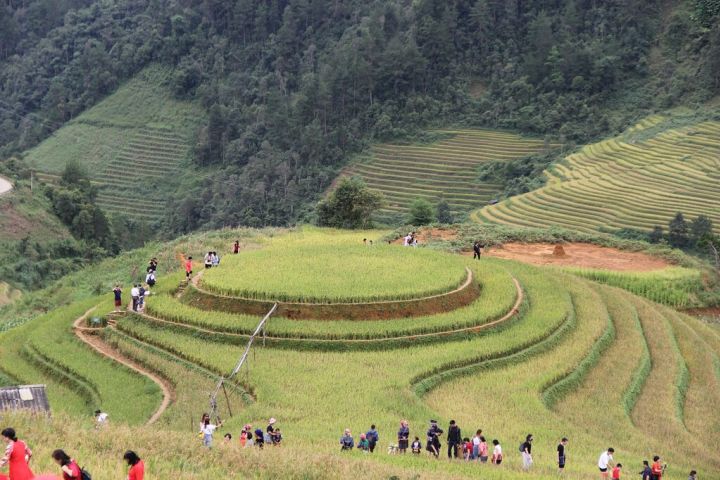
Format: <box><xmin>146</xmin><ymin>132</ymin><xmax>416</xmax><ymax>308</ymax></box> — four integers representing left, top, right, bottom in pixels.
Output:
<box><xmin>484</xmin><ymin>242</ymin><xmax>671</xmax><ymax>271</ymax></box>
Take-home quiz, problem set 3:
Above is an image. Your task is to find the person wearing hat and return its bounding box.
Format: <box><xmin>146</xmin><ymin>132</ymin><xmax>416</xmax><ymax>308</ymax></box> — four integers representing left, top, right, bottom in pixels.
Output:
<box><xmin>426</xmin><ymin>420</ymin><xmax>443</xmax><ymax>457</ymax></box>
<box><xmin>267</xmin><ymin>418</ymin><xmax>280</xmax><ymax>445</ymax></box>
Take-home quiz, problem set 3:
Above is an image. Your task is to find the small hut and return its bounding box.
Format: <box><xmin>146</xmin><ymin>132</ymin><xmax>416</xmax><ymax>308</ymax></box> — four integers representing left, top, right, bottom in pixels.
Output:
<box><xmin>0</xmin><ymin>385</ymin><xmax>50</xmax><ymax>414</ymax></box>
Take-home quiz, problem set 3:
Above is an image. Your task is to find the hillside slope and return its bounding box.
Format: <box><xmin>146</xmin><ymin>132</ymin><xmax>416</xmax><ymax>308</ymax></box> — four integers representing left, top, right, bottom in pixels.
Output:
<box><xmin>1</xmin><ymin>227</ymin><xmax>719</xmax><ymax>479</ymax></box>
<box><xmin>23</xmin><ymin>66</ymin><xmax>205</xmax><ymax>223</ymax></box>
<box><xmin>472</xmin><ymin>112</ymin><xmax>720</xmax><ymax>233</ymax></box>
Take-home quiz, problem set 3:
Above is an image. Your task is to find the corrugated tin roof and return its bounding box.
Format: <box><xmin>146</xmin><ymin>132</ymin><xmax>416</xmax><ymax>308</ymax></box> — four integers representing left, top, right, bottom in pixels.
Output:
<box><xmin>0</xmin><ymin>385</ymin><xmax>50</xmax><ymax>413</ymax></box>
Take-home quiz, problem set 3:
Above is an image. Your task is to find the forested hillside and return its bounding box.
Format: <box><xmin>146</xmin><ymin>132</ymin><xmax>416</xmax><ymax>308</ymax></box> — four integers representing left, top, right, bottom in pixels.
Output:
<box><xmin>1</xmin><ymin>0</ymin><xmax>719</xmax><ymax>232</ymax></box>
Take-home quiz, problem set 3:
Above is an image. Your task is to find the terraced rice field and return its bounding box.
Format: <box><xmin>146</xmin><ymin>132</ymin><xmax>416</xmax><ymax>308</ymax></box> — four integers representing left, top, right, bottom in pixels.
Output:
<box><xmin>2</xmin><ymin>228</ymin><xmax>719</xmax><ymax>478</ymax></box>
<box><xmin>345</xmin><ymin>130</ymin><xmax>555</xmax><ymax>223</ymax></box>
<box><xmin>473</xmin><ymin>116</ymin><xmax>720</xmax><ymax>233</ymax></box>
<box><xmin>24</xmin><ymin>65</ymin><xmax>203</xmax><ymax>223</ymax></box>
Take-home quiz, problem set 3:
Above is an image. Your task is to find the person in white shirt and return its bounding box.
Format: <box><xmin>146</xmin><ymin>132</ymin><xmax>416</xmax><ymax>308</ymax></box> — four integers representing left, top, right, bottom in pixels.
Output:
<box><xmin>598</xmin><ymin>448</ymin><xmax>615</xmax><ymax>478</ymax></box>
<box><xmin>491</xmin><ymin>439</ymin><xmax>503</xmax><ymax>465</ymax></box>
<box><xmin>130</xmin><ymin>285</ymin><xmax>140</xmax><ymax>312</ymax></box>
<box><xmin>94</xmin><ymin>410</ymin><xmax>108</xmax><ymax>429</ymax></box>
<box><xmin>403</xmin><ymin>233</ymin><xmax>412</xmax><ymax>246</ymax></box>
<box><xmin>200</xmin><ymin>418</ymin><xmax>222</xmax><ymax>449</ymax></box>
<box><xmin>471</xmin><ymin>430</ymin><xmax>482</xmax><ymax>460</ymax></box>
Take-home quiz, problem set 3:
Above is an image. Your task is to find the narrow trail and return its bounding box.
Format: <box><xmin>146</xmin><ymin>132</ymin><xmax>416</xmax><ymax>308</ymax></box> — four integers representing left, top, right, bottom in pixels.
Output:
<box><xmin>73</xmin><ymin>308</ymin><xmax>174</xmax><ymax>425</ymax></box>
<box><xmin>0</xmin><ymin>176</ymin><xmax>12</xmax><ymax>196</ymax></box>
<box><xmin>139</xmin><ymin>277</ymin><xmax>523</xmax><ymax>344</ymax></box>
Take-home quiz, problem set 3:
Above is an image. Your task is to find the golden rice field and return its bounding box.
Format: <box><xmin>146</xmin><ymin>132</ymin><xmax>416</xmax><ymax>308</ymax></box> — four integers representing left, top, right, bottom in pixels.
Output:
<box><xmin>0</xmin><ymin>228</ymin><xmax>718</xmax><ymax>479</ymax></box>
<box><xmin>472</xmin><ymin>115</ymin><xmax>720</xmax><ymax>233</ymax></box>
<box><xmin>344</xmin><ymin>129</ymin><xmax>555</xmax><ymax>223</ymax></box>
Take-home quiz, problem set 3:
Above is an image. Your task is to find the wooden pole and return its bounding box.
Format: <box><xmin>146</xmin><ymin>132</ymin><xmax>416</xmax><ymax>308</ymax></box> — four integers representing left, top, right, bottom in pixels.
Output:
<box><xmin>222</xmin><ymin>383</ymin><xmax>233</xmax><ymax>418</ymax></box>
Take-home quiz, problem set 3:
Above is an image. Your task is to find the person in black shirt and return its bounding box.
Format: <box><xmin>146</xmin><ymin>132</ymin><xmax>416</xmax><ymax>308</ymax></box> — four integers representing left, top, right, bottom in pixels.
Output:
<box><xmin>557</xmin><ymin>437</ymin><xmax>568</xmax><ymax>472</ymax></box>
<box><xmin>473</xmin><ymin>241</ymin><xmax>482</xmax><ymax>259</ymax></box>
<box><xmin>521</xmin><ymin>434</ymin><xmax>534</xmax><ymax>470</ymax></box>
<box><xmin>426</xmin><ymin>420</ymin><xmax>443</xmax><ymax>457</ymax></box>
<box><xmin>446</xmin><ymin>420</ymin><xmax>462</xmax><ymax>459</ymax></box>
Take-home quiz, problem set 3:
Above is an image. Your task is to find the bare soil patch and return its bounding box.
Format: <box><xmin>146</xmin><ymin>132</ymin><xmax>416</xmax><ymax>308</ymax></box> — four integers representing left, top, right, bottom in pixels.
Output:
<box><xmin>483</xmin><ymin>242</ymin><xmax>672</xmax><ymax>272</ymax></box>
<box><xmin>392</xmin><ymin>228</ymin><xmax>458</xmax><ymax>244</ymax></box>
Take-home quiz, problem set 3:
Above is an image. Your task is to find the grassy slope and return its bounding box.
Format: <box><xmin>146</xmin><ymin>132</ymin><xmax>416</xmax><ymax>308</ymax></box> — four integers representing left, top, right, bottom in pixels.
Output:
<box><xmin>3</xmin><ymin>227</ymin><xmax>720</xmax><ymax>479</ymax></box>
<box><xmin>22</xmin><ymin>65</ymin><xmax>205</xmax><ymax>221</ymax></box>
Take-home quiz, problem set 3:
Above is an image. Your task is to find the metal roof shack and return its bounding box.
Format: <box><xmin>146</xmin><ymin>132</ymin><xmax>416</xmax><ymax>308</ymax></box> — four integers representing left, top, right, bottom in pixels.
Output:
<box><xmin>0</xmin><ymin>385</ymin><xmax>50</xmax><ymax>414</ymax></box>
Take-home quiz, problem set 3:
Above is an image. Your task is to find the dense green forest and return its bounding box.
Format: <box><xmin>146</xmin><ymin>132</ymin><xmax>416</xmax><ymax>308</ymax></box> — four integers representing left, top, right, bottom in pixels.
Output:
<box><xmin>1</xmin><ymin>0</ymin><xmax>719</xmax><ymax>234</ymax></box>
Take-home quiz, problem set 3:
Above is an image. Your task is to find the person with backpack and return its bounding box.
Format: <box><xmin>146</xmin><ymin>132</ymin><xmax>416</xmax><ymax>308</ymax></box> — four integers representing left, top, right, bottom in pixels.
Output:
<box><xmin>520</xmin><ymin>434</ymin><xmax>533</xmax><ymax>470</ymax></box>
<box><xmin>340</xmin><ymin>429</ymin><xmax>354</xmax><ymax>451</ymax></box>
<box><xmin>145</xmin><ymin>271</ymin><xmax>156</xmax><ymax>287</ymax></box>
<box><xmin>365</xmin><ymin>425</ymin><xmax>379</xmax><ymax>453</ymax></box>
<box><xmin>51</xmin><ymin>449</ymin><xmax>82</xmax><ymax>479</ymax></box>
<box><xmin>124</xmin><ymin>451</ymin><xmax>144</xmax><ymax>480</ymax></box>
<box><xmin>1</xmin><ymin>428</ymin><xmax>33</xmax><ymax>480</ymax></box>
<box><xmin>447</xmin><ymin>420</ymin><xmax>462</xmax><ymax>459</ymax></box>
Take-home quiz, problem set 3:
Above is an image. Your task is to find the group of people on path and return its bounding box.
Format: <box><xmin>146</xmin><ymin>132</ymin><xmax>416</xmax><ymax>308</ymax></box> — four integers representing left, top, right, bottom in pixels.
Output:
<box><xmin>112</xmin><ymin>258</ymin><xmax>158</xmax><ymax>313</ymax></box>
<box><xmin>1</xmin><ymin>427</ymin><xmax>144</xmax><ymax>480</ymax></box>
<box><xmin>199</xmin><ymin>414</ymin><xmax>282</xmax><ymax>450</ymax></box>
<box><xmin>339</xmin><ymin>422</ymin><xmax>698</xmax><ymax>479</ymax></box>
<box><xmin>203</xmin><ymin>251</ymin><xmax>221</xmax><ymax>269</ymax></box>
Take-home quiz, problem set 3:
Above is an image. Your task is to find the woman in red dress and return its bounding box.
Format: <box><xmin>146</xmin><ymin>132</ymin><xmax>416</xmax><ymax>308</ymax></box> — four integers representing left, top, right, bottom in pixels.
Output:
<box><xmin>123</xmin><ymin>451</ymin><xmax>144</xmax><ymax>480</ymax></box>
<box><xmin>0</xmin><ymin>428</ymin><xmax>34</xmax><ymax>480</ymax></box>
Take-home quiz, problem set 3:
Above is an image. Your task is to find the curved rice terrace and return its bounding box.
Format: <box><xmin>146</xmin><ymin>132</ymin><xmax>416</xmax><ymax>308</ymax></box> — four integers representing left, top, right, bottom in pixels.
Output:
<box><xmin>473</xmin><ymin>116</ymin><xmax>720</xmax><ymax>234</ymax></box>
<box><xmin>2</xmin><ymin>228</ymin><xmax>720</xmax><ymax>478</ymax></box>
<box><xmin>344</xmin><ymin>129</ymin><xmax>558</xmax><ymax>224</ymax></box>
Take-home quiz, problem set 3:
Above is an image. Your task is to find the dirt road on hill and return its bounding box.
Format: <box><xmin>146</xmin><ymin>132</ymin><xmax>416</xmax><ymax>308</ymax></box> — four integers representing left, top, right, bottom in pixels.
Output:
<box><xmin>0</xmin><ymin>176</ymin><xmax>12</xmax><ymax>196</ymax></box>
<box><xmin>73</xmin><ymin>309</ymin><xmax>174</xmax><ymax>425</ymax></box>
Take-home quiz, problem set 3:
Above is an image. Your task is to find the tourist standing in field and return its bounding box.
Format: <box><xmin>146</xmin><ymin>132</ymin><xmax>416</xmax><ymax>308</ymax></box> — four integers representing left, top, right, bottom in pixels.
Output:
<box><xmin>145</xmin><ymin>271</ymin><xmax>156</xmax><ymax>287</ymax></box>
<box><xmin>130</xmin><ymin>284</ymin><xmax>140</xmax><ymax>312</ymax></box>
<box><xmin>185</xmin><ymin>256</ymin><xmax>193</xmax><ymax>279</ymax></box>
<box><xmin>137</xmin><ymin>284</ymin><xmax>146</xmax><ymax>311</ymax></box>
<box><xmin>557</xmin><ymin>437</ymin><xmax>568</xmax><ymax>473</ymax></box>
<box><xmin>491</xmin><ymin>439</ymin><xmax>503</xmax><ymax>465</ymax></box>
<box><xmin>640</xmin><ymin>460</ymin><xmax>652</xmax><ymax>480</ymax></box>
<box><xmin>366</xmin><ymin>424</ymin><xmax>379</xmax><ymax>453</ymax></box>
<box><xmin>340</xmin><ymin>429</ymin><xmax>354</xmax><ymax>451</ymax></box>
<box><xmin>124</xmin><ymin>451</ymin><xmax>145</xmax><ymax>480</ymax></box>
<box><xmin>598</xmin><ymin>447</ymin><xmax>615</xmax><ymax>479</ymax></box>
<box><xmin>113</xmin><ymin>285</ymin><xmax>123</xmax><ymax>312</ymax></box>
<box><xmin>204</xmin><ymin>252</ymin><xmax>213</xmax><ymax>269</ymax></box>
<box><xmin>612</xmin><ymin>463</ymin><xmax>623</xmax><ymax>480</ymax></box>
<box><xmin>447</xmin><ymin>420</ymin><xmax>462</xmax><ymax>459</ymax></box>
<box><xmin>651</xmin><ymin>456</ymin><xmax>664</xmax><ymax>480</ymax></box>
<box><xmin>473</xmin><ymin>241</ymin><xmax>482</xmax><ymax>259</ymax></box>
<box><xmin>233</xmin><ymin>240</ymin><xmax>240</xmax><ymax>254</ymax></box>
<box><xmin>51</xmin><ymin>449</ymin><xmax>81</xmax><ymax>479</ymax></box>
<box><xmin>212</xmin><ymin>252</ymin><xmax>220</xmax><ymax>266</ymax></box>
<box><xmin>688</xmin><ymin>470</ymin><xmax>697</xmax><ymax>480</ymax></box>
<box><xmin>357</xmin><ymin>434</ymin><xmax>369</xmax><ymax>452</ymax></box>
<box><xmin>471</xmin><ymin>430</ymin><xmax>481</xmax><ymax>460</ymax></box>
<box><xmin>254</xmin><ymin>428</ymin><xmax>264</xmax><ymax>448</ymax></box>
<box><xmin>267</xmin><ymin>418</ymin><xmax>280</xmax><ymax>445</ymax></box>
<box><xmin>200</xmin><ymin>417</ymin><xmax>221</xmax><ymax>448</ymax></box>
<box><xmin>426</xmin><ymin>420</ymin><xmax>443</xmax><ymax>457</ymax></box>
<box><xmin>520</xmin><ymin>434</ymin><xmax>533</xmax><ymax>470</ymax></box>
<box><xmin>0</xmin><ymin>428</ymin><xmax>33</xmax><ymax>480</ymax></box>
<box><xmin>478</xmin><ymin>435</ymin><xmax>489</xmax><ymax>463</ymax></box>
<box><xmin>398</xmin><ymin>420</ymin><xmax>409</xmax><ymax>453</ymax></box>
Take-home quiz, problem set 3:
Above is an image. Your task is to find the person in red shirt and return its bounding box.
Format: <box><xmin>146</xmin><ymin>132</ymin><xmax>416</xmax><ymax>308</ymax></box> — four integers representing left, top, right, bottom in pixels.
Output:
<box><xmin>612</xmin><ymin>463</ymin><xmax>623</xmax><ymax>480</ymax></box>
<box><xmin>0</xmin><ymin>428</ymin><xmax>33</xmax><ymax>480</ymax></box>
<box><xmin>184</xmin><ymin>256</ymin><xmax>193</xmax><ymax>279</ymax></box>
<box><xmin>651</xmin><ymin>456</ymin><xmax>664</xmax><ymax>480</ymax></box>
<box><xmin>52</xmin><ymin>449</ymin><xmax>81</xmax><ymax>479</ymax></box>
<box><xmin>124</xmin><ymin>451</ymin><xmax>144</xmax><ymax>480</ymax></box>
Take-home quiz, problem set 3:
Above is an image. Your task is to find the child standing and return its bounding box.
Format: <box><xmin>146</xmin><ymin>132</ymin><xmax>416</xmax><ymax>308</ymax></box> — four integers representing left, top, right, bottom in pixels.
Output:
<box><xmin>463</xmin><ymin>438</ymin><xmax>472</xmax><ymax>461</ymax></box>
<box><xmin>358</xmin><ymin>434</ymin><xmax>369</xmax><ymax>452</ymax></box>
<box><xmin>185</xmin><ymin>256</ymin><xmax>193</xmax><ymax>279</ymax></box>
<box><xmin>491</xmin><ymin>439</ymin><xmax>503</xmax><ymax>465</ymax></box>
<box><xmin>478</xmin><ymin>436</ymin><xmax>489</xmax><ymax>463</ymax></box>
<box><xmin>612</xmin><ymin>464</ymin><xmax>622</xmax><ymax>480</ymax></box>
